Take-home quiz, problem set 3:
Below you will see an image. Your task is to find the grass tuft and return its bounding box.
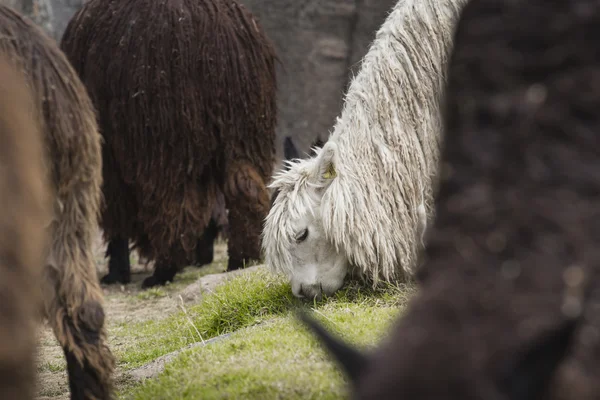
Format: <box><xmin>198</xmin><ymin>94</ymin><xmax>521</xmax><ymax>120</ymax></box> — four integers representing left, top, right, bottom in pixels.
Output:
<box><xmin>120</xmin><ymin>302</ymin><xmax>404</xmax><ymax>399</ymax></box>
<box><xmin>135</xmin><ymin>287</ymin><xmax>168</xmax><ymax>300</ymax></box>
<box><xmin>114</xmin><ymin>269</ymin><xmax>299</xmax><ymax>369</ymax></box>
<box><xmin>114</xmin><ymin>268</ymin><xmax>415</xmax><ymax>398</ymax></box>
<box><xmin>113</xmin><ymin>269</ymin><xmax>414</xmax><ymax>370</ymax></box>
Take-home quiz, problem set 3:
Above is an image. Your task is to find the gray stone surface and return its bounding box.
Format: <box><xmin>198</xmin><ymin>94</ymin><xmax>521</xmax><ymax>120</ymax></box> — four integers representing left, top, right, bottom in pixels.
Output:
<box><xmin>241</xmin><ymin>0</ymin><xmax>397</xmax><ymax>165</ymax></box>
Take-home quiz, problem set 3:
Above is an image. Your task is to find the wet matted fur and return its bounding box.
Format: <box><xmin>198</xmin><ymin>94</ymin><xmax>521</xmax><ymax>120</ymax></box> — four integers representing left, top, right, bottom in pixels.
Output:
<box><xmin>263</xmin><ymin>0</ymin><xmax>469</xmax><ymax>299</ymax></box>
<box><xmin>0</xmin><ymin>57</ymin><xmax>50</xmax><ymax>400</ymax></box>
<box><xmin>61</xmin><ymin>0</ymin><xmax>277</xmax><ymax>288</ymax></box>
<box><xmin>301</xmin><ymin>0</ymin><xmax>600</xmax><ymax>399</ymax></box>
<box><xmin>0</xmin><ymin>5</ymin><xmax>115</xmax><ymax>399</ymax></box>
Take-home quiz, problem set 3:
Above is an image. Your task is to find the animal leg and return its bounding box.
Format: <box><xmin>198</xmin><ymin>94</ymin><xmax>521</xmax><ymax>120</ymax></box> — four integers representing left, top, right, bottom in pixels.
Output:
<box><xmin>101</xmin><ymin>236</ymin><xmax>131</xmax><ymax>284</ymax></box>
<box><xmin>223</xmin><ymin>163</ymin><xmax>270</xmax><ymax>271</ymax></box>
<box><xmin>43</xmin><ymin>265</ymin><xmax>115</xmax><ymax>400</ymax></box>
<box><xmin>141</xmin><ymin>259</ymin><xmax>178</xmax><ymax>288</ymax></box>
<box><xmin>194</xmin><ymin>218</ymin><xmax>219</xmax><ymax>267</ymax></box>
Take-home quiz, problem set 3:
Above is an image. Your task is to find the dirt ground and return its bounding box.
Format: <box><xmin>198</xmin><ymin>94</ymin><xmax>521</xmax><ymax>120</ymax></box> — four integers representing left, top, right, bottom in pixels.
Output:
<box><xmin>35</xmin><ymin>229</ymin><xmax>250</xmax><ymax>399</ymax></box>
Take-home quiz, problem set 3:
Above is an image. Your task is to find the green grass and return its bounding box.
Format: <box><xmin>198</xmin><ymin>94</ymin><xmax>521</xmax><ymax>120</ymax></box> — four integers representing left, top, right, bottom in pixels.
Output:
<box><xmin>135</xmin><ymin>287</ymin><xmax>169</xmax><ymax>300</ymax></box>
<box><xmin>113</xmin><ymin>269</ymin><xmax>299</xmax><ymax>369</ymax></box>
<box><xmin>172</xmin><ymin>263</ymin><xmax>227</xmax><ymax>286</ymax></box>
<box><xmin>122</xmin><ymin>308</ymin><xmax>399</xmax><ymax>400</ymax></box>
<box><xmin>116</xmin><ymin>269</ymin><xmax>415</xmax><ymax>399</ymax></box>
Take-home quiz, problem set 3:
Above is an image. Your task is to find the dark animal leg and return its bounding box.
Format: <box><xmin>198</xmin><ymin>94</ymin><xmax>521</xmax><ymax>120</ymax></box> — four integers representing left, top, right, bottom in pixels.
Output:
<box><xmin>101</xmin><ymin>236</ymin><xmax>131</xmax><ymax>284</ymax></box>
<box><xmin>142</xmin><ymin>259</ymin><xmax>178</xmax><ymax>288</ymax></box>
<box><xmin>44</xmin><ymin>267</ymin><xmax>115</xmax><ymax>400</ymax></box>
<box><xmin>194</xmin><ymin>218</ymin><xmax>219</xmax><ymax>267</ymax></box>
<box><xmin>223</xmin><ymin>163</ymin><xmax>270</xmax><ymax>271</ymax></box>
<box><xmin>62</xmin><ymin>301</ymin><xmax>113</xmax><ymax>400</ymax></box>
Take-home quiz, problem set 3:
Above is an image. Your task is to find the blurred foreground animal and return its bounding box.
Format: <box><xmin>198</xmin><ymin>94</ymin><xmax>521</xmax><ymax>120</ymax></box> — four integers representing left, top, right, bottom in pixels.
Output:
<box><xmin>0</xmin><ymin>57</ymin><xmax>50</xmax><ymax>400</ymax></box>
<box><xmin>0</xmin><ymin>4</ymin><xmax>115</xmax><ymax>399</ymax></box>
<box><xmin>61</xmin><ymin>0</ymin><xmax>278</xmax><ymax>288</ymax></box>
<box><xmin>300</xmin><ymin>0</ymin><xmax>600</xmax><ymax>398</ymax></box>
<box><xmin>263</xmin><ymin>0</ymin><xmax>469</xmax><ymax>299</ymax></box>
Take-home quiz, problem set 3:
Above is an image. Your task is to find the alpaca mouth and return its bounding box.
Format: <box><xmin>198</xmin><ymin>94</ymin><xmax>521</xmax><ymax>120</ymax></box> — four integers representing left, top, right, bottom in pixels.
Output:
<box><xmin>298</xmin><ymin>283</ymin><xmax>323</xmax><ymax>301</ymax></box>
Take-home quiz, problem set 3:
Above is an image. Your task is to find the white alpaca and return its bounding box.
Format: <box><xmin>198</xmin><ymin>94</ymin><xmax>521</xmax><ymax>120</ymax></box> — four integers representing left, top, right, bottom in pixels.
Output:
<box><xmin>263</xmin><ymin>0</ymin><xmax>469</xmax><ymax>299</ymax></box>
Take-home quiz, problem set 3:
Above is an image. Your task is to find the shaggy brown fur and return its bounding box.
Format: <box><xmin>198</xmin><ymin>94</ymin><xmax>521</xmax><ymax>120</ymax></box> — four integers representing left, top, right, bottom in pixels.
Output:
<box><xmin>0</xmin><ymin>57</ymin><xmax>50</xmax><ymax>400</ymax></box>
<box><xmin>60</xmin><ymin>0</ymin><xmax>277</xmax><ymax>288</ymax></box>
<box><xmin>301</xmin><ymin>0</ymin><xmax>600</xmax><ymax>399</ymax></box>
<box><xmin>0</xmin><ymin>5</ymin><xmax>115</xmax><ymax>399</ymax></box>
<box><xmin>194</xmin><ymin>188</ymin><xmax>229</xmax><ymax>267</ymax></box>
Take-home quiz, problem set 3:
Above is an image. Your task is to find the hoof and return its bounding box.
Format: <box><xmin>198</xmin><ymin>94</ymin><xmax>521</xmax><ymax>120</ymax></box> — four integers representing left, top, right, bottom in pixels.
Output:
<box><xmin>141</xmin><ymin>275</ymin><xmax>172</xmax><ymax>289</ymax></box>
<box><xmin>194</xmin><ymin>255</ymin><xmax>214</xmax><ymax>268</ymax></box>
<box><xmin>100</xmin><ymin>272</ymin><xmax>130</xmax><ymax>285</ymax></box>
<box><xmin>64</xmin><ymin>348</ymin><xmax>112</xmax><ymax>400</ymax></box>
<box><xmin>227</xmin><ymin>258</ymin><xmax>248</xmax><ymax>272</ymax></box>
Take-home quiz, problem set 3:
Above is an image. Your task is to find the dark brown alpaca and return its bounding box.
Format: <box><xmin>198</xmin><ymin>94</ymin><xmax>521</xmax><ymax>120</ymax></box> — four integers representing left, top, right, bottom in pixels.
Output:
<box><xmin>300</xmin><ymin>0</ymin><xmax>600</xmax><ymax>399</ymax></box>
<box><xmin>0</xmin><ymin>57</ymin><xmax>50</xmax><ymax>400</ymax></box>
<box><xmin>60</xmin><ymin>0</ymin><xmax>278</xmax><ymax>288</ymax></box>
<box><xmin>0</xmin><ymin>5</ymin><xmax>115</xmax><ymax>399</ymax></box>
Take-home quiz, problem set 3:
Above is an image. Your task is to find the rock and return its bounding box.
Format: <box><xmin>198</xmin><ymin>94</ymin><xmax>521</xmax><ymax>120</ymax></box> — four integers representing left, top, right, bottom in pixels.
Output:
<box><xmin>178</xmin><ymin>264</ymin><xmax>266</xmax><ymax>303</ymax></box>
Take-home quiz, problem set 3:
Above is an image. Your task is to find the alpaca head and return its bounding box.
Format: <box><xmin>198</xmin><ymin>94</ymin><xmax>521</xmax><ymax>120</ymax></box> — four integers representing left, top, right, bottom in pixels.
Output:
<box><xmin>263</xmin><ymin>141</ymin><xmax>348</xmax><ymax>299</ymax></box>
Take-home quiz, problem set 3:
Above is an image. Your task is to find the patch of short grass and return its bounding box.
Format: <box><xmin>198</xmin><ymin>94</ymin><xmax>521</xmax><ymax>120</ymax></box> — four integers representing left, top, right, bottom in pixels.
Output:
<box><xmin>113</xmin><ymin>268</ymin><xmax>413</xmax><ymax>371</ymax></box>
<box><xmin>113</xmin><ymin>269</ymin><xmax>298</xmax><ymax>369</ymax></box>
<box><xmin>120</xmin><ymin>301</ymin><xmax>406</xmax><ymax>399</ymax></box>
<box><xmin>135</xmin><ymin>287</ymin><xmax>168</xmax><ymax>300</ymax></box>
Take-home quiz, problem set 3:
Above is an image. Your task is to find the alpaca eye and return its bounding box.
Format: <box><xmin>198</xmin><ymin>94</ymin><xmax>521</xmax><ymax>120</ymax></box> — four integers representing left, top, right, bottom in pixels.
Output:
<box><xmin>296</xmin><ymin>229</ymin><xmax>309</xmax><ymax>243</ymax></box>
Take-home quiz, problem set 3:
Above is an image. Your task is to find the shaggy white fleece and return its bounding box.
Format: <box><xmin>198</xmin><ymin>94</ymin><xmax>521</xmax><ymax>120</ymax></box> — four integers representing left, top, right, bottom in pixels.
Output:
<box><xmin>263</xmin><ymin>0</ymin><xmax>469</xmax><ymax>286</ymax></box>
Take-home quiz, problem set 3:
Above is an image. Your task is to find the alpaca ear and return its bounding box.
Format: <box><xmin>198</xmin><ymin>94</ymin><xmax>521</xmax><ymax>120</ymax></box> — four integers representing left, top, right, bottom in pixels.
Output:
<box><xmin>284</xmin><ymin>136</ymin><xmax>300</xmax><ymax>161</ymax></box>
<box><xmin>297</xmin><ymin>310</ymin><xmax>367</xmax><ymax>383</ymax></box>
<box><xmin>314</xmin><ymin>141</ymin><xmax>338</xmax><ymax>188</ymax></box>
<box><xmin>309</xmin><ymin>136</ymin><xmax>325</xmax><ymax>156</ymax></box>
<box><xmin>500</xmin><ymin>317</ymin><xmax>580</xmax><ymax>400</ymax></box>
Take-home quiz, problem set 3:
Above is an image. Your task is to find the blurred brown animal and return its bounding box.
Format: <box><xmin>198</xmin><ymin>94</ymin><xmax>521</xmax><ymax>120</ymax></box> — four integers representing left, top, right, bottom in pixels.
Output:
<box><xmin>0</xmin><ymin>57</ymin><xmax>50</xmax><ymax>400</ymax></box>
<box><xmin>0</xmin><ymin>4</ymin><xmax>114</xmax><ymax>399</ymax></box>
<box><xmin>300</xmin><ymin>0</ymin><xmax>600</xmax><ymax>399</ymax></box>
<box><xmin>61</xmin><ymin>0</ymin><xmax>278</xmax><ymax>288</ymax></box>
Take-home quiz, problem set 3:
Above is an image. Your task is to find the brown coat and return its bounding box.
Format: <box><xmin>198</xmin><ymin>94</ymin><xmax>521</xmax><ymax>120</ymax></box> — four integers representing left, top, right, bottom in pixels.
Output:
<box><xmin>0</xmin><ymin>4</ymin><xmax>114</xmax><ymax>399</ymax></box>
<box><xmin>302</xmin><ymin>0</ymin><xmax>600</xmax><ymax>399</ymax></box>
<box><xmin>61</xmin><ymin>0</ymin><xmax>278</xmax><ymax>287</ymax></box>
